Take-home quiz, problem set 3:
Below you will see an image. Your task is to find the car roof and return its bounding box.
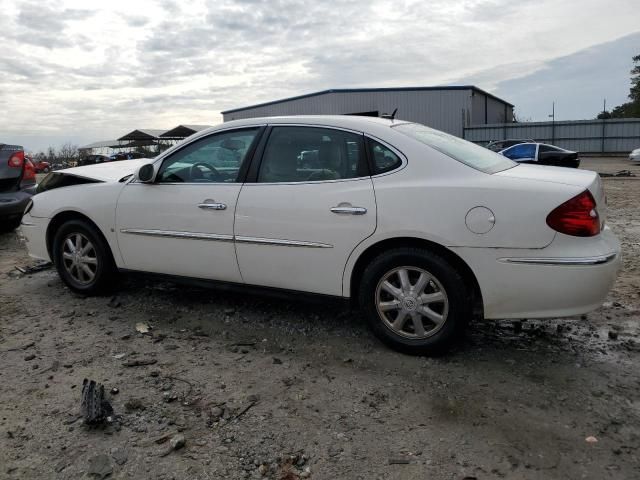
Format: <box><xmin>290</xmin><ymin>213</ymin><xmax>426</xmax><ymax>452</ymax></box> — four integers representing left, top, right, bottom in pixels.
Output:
<box><xmin>203</xmin><ymin>115</ymin><xmax>409</xmax><ymax>133</ymax></box>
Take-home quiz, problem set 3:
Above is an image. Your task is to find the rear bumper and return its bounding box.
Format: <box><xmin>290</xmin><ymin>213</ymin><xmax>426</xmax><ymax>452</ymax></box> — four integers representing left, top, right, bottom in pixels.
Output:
<box><xmin>0</xmin><ymin>188</ymin><xmax>34</xmax><ymax>220</ymax></box>
<box><xmin>451</xmin><ymin>227</ymin><xmax>621</xmax><ymax>319</ymax></box>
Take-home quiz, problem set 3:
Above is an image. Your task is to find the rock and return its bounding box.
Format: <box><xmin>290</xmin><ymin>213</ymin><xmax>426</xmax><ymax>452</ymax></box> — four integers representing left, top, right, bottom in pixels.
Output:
<box><xmin>327</xmin><ymin>445</ymin><xmax>343</xmax><ymax>457</ymax></box>
<box><xmin>87</xmin><ymin>454</ymin><xmax>113</xmax><ymax>479</ymax></box>
<box><xmin>170</xmin><ymin>434</ymin><xmax>186</xmax><ymax>450</ymax></box>
<box><xmin>111</xmin><ymin>448</ymin><xmax>128</xmax><ymax>466</ymax></box>
<box><xmin>111</xmin><ymin>388</ymin><xmax>119</xmax><ymax>395</ymax></box>
<box><xmin>608</xmin><ymin>330</ymin><xmax>619</xmax><ymax>340</ymax></box>
<box><xmin>24</xmin><ymin>354</ymin><xmax>36</xmax><ymax>361</ymax></box>
<box><xmin>210</xmin><ymin>406</ymin><xmax>224</xmax><ymax>421</ymax></box>
<box><xmin>258</xmin><ymin>464</ymin><xmax>269</xmax><ymax>475</ymax></box>
<box><xmin>272</xmin><ymin>357</ymin><xmax>282</xmax><ymax>364</ymax></box>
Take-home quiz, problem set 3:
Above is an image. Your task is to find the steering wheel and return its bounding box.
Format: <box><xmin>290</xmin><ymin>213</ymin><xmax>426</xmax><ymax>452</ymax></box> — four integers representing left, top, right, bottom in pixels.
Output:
<box><xmin>190</xmin><ymin>162</ymin><xmax>221</xmax><ymax>181</ymax></box>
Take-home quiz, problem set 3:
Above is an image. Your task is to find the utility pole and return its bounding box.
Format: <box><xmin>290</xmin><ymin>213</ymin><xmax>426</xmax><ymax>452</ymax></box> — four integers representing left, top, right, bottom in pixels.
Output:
<box><xmin>548</xmin><ymin>101</ymin><xmax>556</xmax><ymax>144</ymax></box>
<box><xmin>601</xmin><ymin>98</ymin><xmax>607</xmax><ymax>153</ymax></box>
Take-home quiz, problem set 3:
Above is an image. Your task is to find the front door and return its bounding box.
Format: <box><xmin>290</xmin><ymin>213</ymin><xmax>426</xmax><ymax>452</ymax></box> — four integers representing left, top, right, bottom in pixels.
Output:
<box><xmin>115</xmin><ymin>127</ymin><xmax>262</xmax><ymax>282</ymax></box>
<box><xmin>235</xmin><ymin>125</ymin><xmax>377</xmax><ymax>296</ymax></box>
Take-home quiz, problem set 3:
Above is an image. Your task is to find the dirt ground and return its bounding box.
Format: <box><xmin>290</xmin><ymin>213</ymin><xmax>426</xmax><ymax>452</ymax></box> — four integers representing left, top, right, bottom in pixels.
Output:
<box><xmin>1</xmin><ymin>157</ymin><xmax>639</xmax><ymax>480</ymax></box>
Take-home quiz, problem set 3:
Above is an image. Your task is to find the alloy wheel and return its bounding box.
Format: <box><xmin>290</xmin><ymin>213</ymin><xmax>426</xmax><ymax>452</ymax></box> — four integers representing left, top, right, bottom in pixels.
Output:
<box><xmin>61</xmin><ymin>232</ymin><xmax>98</xmax><ymax>285</ymax></box>
<box><xmin>375</xmin><ymin>266</ymin><xmax>449</xmax><ymax>339</ymax></box>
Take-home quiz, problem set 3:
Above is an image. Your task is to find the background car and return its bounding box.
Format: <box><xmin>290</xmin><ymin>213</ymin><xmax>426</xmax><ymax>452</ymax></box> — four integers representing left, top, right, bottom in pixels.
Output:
<box><xmin>499</xmin><ymin>142</ymin><xmax>580</xmax><ymax>168</ymax></box>
<box><xmin>0</xmin><ymin>143</ymin><xmax>36</xmax><ymax>231</ymax></box>
<box><xmin>486</xmin><ymin>139</ymin><xmax>535</xmax><ymax>152</ymax></box>
<box><xmin>28</xmin><ymin>156</ymin><xmax>51</xmax><ymax>173</ymax></box>
<box><xmin>78</xmin><ymin>154</ymin><xmax>111</xmax><ymax>166</ymax></box>
<box><xmin>21</xmin><ymin>116</ymin><xmax>619</xmax><ymax>355</ymax></box>
<box><xmin>629</xmin><ymin>147</ymin><xmax>640</xmax><ymax>162</ymax></box>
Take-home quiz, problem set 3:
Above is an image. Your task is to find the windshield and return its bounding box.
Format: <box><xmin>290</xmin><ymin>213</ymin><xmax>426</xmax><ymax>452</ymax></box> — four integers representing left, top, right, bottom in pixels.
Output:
<box><xmin>393</xmin><ymin>123</ymin><xmax>516</xmax><ymax>174</ymax></box>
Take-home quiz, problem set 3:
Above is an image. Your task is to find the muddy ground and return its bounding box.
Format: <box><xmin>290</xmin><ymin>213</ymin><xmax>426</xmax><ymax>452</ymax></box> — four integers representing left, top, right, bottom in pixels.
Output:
<box><xmin>1</xmin><ymin>157</ymin><xmax>639</xmax><ymax>480</ymax></box>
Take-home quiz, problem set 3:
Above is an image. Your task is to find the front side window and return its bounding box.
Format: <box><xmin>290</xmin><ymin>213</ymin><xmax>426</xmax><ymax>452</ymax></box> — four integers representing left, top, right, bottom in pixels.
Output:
<box><xmin>157</xmin><ymin>128</ymin><xmax>259</xmax><ymax>183</ymax></box>
<box><xmin>258</xmin><ymin>127</ymin><xmax>367</xmax><ymax>183</ymax></box>
<box><xmin>393</xmin><ymin>122</ymin><xmax>516</xmax><ymax>173</ymax></box>
<box><xmin>502</xmin><ymin>143</ymin><xmax>537</xmax><ymax>161</ymax></box>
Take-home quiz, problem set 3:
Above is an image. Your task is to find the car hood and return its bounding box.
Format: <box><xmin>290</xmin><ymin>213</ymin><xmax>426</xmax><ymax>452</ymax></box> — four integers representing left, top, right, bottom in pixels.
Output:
<box><xmin>59</xmin><ymin>159</ymin><xmax>151</xmax><ymax>182</ymax></box>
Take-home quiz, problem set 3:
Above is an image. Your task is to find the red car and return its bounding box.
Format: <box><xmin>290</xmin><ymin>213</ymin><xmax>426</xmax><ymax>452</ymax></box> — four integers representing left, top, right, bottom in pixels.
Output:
<box><xmin>27</xmin><ymin>157</ymin><xmax>51</xmax><ymax>173</ymax></box>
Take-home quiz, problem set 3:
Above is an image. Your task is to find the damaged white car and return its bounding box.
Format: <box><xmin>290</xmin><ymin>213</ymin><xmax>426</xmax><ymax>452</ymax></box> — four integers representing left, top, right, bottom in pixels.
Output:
<box><xmin>21</xmin><ymin>116</ymin><xmax>621</xmax><ymax>354</ymax></box>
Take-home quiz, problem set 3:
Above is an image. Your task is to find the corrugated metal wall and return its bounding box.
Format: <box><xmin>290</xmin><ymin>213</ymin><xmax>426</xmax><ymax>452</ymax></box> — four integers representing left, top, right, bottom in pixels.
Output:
<box><xmin>223</xmin><ymin>89</ymin><xmax>507</xmax><ymax>137</ymax></box>
<box><xmin>464</xmin><ymin>119</ymin><xmax>640</xmax><ymax>153</ymax></box>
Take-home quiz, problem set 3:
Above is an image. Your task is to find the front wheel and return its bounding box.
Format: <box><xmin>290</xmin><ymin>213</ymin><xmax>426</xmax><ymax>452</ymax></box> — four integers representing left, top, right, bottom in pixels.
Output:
<box><xmin>52</xmin><ymin>220</ymin><xmax>117</xmax><ymax>294</ymax></box>
<box><xmin>358</xmin><ymin>248</ymin><xmax>471</xmax><ymax>355</ymax></box>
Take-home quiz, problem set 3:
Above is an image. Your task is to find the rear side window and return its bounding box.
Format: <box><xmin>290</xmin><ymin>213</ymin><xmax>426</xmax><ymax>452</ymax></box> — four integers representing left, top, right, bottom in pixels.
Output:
<box><xmin>393</xmin><ymin>123</ymin><xmax>515</xmax><ymax>174</ymax></box>
<box><xmin>258</xmin><ymin>126</ymin><xmax>367</xmax><ymax>183</ymax></box>
<box><xmin>368</xmin><ymin>139</ymin><xmax>402</xmax><ymax>174</ymax></box>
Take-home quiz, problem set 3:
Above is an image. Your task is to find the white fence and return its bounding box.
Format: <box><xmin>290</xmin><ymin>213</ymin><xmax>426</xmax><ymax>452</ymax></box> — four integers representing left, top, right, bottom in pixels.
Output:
<box><xmin>463</xmin><ymin>118</ymin><xmax>640</xmax><ymax>153</ymax></box>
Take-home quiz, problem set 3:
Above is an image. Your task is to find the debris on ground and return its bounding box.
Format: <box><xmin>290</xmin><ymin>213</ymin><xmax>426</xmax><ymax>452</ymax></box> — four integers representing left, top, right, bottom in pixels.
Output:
<box><xmin>599</xmin><ymin>169</ymin><xmax>636</xmax><ymax>177</ymax></box>
<box><xmin>14</xmin><ymin>261</ymin><xmax>52</xmax><ymax>275</ymax></box>
<box><xmin>135</xmin><ymin>322</ymin><xmax>150</xmax><ymax>334</ymax></box>
<box><xmin>122</xmin><ymin>358</ymin><xmax>157</xmax><ymax>367</ymax></box>
<box><xmin>81</xmin><ymin>379</ymin><xmax>114</xmax><ymax>426</ymax></box>
<box><xmin>586</xmin><ymin>436</ymin><xmax>599</xmax><ymax>443</ymax></box>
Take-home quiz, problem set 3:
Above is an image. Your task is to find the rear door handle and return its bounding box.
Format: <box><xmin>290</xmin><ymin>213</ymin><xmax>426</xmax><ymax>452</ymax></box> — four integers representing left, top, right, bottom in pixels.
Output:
<box><xmin>330</xmin><ymin>205</ymin><xmax>367</xmax><ymax>215</ymax></box>
<box><xmin>198</xmin><ymin>200</ymin><xmax>227</xmax><ymax>210</ymax></box>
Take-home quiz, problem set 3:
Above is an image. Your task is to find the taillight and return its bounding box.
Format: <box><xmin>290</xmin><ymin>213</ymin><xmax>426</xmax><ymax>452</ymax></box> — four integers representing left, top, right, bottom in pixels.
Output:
<box><xmin>546</xmin><ymin>190</ymin><xmax>600</xmax><ymax>237</ymax></box>
<box><xmin>8</xmin><ymin>151</ymin><xmax>24</xmax><ymax>168</ymax></box>
<box><xmin>22</xmin><ymin>158</ymin><xmax>36</xmax><ymax>182</ymax></box>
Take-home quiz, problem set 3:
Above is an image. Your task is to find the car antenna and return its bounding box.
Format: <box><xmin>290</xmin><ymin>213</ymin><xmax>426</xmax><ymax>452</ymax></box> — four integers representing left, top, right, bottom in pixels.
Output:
<box><xmin>381</xmin><ymin>108</ymin><xmax>398</xmax><ymax>121</ymax></box>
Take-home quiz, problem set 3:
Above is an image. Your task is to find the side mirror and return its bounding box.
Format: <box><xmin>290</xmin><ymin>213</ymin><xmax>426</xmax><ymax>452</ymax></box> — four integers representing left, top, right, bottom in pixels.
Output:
<box><xmin>137</xmin><ymin>163</ymin><xmax>155</xmax><ymax>183</ymax></box>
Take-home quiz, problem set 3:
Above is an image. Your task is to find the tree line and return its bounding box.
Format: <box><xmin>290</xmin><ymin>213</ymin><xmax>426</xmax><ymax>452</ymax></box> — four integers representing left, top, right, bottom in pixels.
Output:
<box><xmin>598</xmin><ymin>54</ymin><xmax>640</xmax><ymax>119</ymax></box>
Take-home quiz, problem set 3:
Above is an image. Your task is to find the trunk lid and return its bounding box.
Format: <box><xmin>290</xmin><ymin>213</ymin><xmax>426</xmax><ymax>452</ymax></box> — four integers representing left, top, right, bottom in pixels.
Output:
<box><xmin>0</xmin><ymin>144</ymin><xmax>24</xmax><ymax>192</ymax></box>
<box><xmin>496</xmin><ymin>164</ymin><xmax>605</xmax><ymax>221</ymax></box>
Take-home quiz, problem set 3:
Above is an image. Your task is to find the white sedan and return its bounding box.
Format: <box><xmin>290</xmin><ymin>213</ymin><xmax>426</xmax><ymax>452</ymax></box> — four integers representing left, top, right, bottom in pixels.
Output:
<box><xmin>21</xmin><ymin>116</ymin><xmax>621</xmax><ymax>354</ymax></box>
<box><xmin>630</xmin><ymin>147</ymin><xmax>640</xmax><ymax>162</ymax></box>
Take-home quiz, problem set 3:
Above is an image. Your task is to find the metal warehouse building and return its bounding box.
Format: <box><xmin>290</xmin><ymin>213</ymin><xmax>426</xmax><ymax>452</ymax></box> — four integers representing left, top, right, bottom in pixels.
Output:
<box><xmin>221</xmin><ymin>86</ymin><xmax>514</xmax><ymax>137</ymax></box>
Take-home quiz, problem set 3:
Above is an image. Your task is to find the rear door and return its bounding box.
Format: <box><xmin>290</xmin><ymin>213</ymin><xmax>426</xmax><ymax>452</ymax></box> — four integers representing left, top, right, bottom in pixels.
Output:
<box><xmin>234</xmin><ymin>125</ymin><xmax>376</xmax><ymax>296</ymax></box>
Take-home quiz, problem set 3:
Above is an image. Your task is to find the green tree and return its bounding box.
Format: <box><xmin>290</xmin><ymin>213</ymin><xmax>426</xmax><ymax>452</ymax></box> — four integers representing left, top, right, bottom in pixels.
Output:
<box><xmin>606</xmin><ymin>54</ymin><xmax>640</xmax><ymax>118</ymax></box>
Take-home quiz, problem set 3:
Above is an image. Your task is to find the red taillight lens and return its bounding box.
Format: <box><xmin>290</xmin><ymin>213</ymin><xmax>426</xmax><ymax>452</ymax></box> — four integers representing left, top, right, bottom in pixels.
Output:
<box><xmin>8</xmin><ymin>151</ymin><xmax>24</xmax><ymax>168</ymax></box>
<box><xmin>23</xmin><ymin>158</ymin><xmax>36</xmax><ymax>182</ymax></box>
<box><xmin>546</xmin><ymin>190</ymin><xmax>600</xmax><ymax>237</ymax></box>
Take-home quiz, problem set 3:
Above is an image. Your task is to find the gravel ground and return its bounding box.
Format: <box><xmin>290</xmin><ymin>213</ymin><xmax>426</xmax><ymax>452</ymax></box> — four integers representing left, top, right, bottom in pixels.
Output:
<box><xmin>1</xmin><ymin>157</ymin><xmax>639</xmax><ymax>480</ymax></box>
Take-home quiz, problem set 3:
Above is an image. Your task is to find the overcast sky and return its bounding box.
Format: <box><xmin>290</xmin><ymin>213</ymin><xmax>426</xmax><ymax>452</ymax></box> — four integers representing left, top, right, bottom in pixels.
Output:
<box><xmin>0</xmin><ymin>0</ymin><xmax>638</xmax><ymax>152</ymax></box>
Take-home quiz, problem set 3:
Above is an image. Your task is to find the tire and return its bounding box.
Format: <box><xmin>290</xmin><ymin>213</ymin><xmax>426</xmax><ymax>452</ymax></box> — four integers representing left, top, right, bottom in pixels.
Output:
<box><xmin>0</xmin><ymin>217</ymin><xmax>21</xmax><ymax>233</ymax></box>
<box><xmin>358</xmin><ymin>248</ymin><xmax>471</xmax><ymax>355</ymax></box>
<box><xmin>52</xmin><ymin>219</ymin><xmax>117</xmax><ymax>294</ymax></box>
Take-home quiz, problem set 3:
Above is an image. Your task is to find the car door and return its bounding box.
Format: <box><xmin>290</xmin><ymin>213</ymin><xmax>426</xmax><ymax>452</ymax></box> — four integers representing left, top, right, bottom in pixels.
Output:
<box><xmin>115</xmin><ymin>127</ymin><xmax>263</xmax><ymax>281</ymax></box>
<box><xmin>234</xmin><ymin>125</ymin><xmax>377</xmax><ymax>296</ymax></box>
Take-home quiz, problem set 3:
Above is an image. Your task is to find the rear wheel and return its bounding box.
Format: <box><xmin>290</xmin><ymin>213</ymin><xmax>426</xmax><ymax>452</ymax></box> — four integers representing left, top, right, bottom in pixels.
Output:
<box><xmin>359</xmin><ymin>248</ymin><xmax>471</xmax><ymax>355</ymax></box>
<box><xmin>52</xmin><ymin>220</ymin><xmax>117</xmax><ymax>294</ymax></box>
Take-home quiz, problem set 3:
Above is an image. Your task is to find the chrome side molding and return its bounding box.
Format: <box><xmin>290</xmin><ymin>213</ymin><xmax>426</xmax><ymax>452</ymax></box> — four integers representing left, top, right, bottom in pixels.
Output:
<box><xmin>120</xmin><ymin>228</ymin><xmax>234</xmax><ymax>242</ymax></box>
<box><xmin>499</xmin><ymin>253</ymin><xmax>617</xmax><ymax>266</ymax></box>
<box><xmin>120</xmin><ymin>229</ymin><xmax>333</xmax><ymax>248</ymax></box>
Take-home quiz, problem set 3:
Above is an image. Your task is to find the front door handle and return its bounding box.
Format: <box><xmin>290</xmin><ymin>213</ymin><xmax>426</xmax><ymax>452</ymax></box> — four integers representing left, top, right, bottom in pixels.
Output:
<box><xmin>198</xmin><ymin>200</ymin><xmax>227</xmax><ymax>210</ymax></box>
<box><xmin>330</xmin><ymin>205</ymin><xmax>367</xmax><ymax>215</ymax></box>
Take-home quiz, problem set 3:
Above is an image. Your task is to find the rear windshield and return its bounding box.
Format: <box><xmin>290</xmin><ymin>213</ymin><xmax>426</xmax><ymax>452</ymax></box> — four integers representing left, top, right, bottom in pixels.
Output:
<box><xmin>393</xmin><ymin>123</ymin><xmax>516</xmax><ymax>174</ymax></box>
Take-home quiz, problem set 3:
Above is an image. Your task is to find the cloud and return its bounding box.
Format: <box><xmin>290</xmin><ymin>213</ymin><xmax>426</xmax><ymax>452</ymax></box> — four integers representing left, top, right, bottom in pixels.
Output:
<box><xmin>0</xmin><ymin>0</ymin><xmax>638</xmax><ymax>151</ymax></box>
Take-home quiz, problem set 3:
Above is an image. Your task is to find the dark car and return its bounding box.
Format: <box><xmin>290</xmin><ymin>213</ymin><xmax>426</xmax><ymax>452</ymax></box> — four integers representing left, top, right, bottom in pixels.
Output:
<box><xmin>499</xmin><ymin>143</ymin><xmax>580</xmax><ymax>168</ymax></box>
<box><xmin>0</xmin><ymin>143</ymin><xmax>36</xmax><ymax>231</ymax></box>
<box><xmin>486</xmin><ymin>139</ymin><xmax>535</xmax><ymax>152</ymax></box>
<box><xmin>78</xmin><ymin>154</ymin><xmax>111</xmax><ymax>166</ymax></box>
<box><xmin>109</xmin><ymin>151</ymin><xmax>145</xmax><ymax>161</ymax></box>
